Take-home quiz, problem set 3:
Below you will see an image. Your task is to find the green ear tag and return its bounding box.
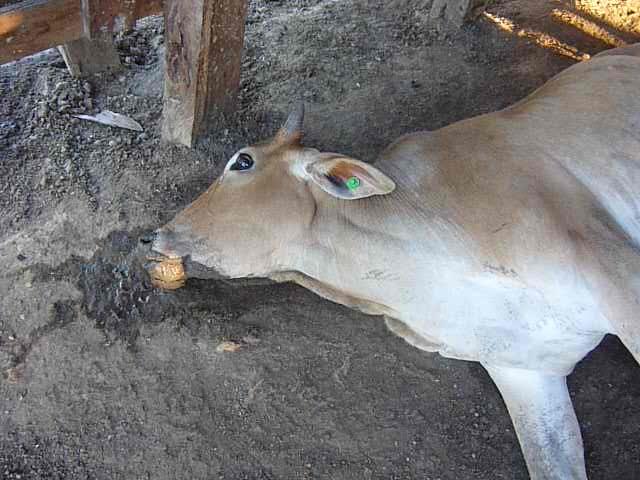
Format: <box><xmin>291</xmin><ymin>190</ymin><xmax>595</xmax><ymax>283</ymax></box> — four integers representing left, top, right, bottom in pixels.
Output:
<box><xmin>346</xmin><ymin>176</ymin><xmax>360</xmax><ymax>191</ymax></box>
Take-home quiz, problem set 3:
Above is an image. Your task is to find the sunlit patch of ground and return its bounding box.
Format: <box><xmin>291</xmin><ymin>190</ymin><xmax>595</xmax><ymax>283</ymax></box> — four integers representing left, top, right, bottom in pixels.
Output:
<box><xmin>575</xmin><ymin>0</ymin><xmax>640</xmax><ymax>36</ymax></box>
<box><xmin>551</xmin><ymin>8</ymin><xmax>627</xmax><ymax>47</ymax></box>
<box><xmin>483</xmin><ymin>11</ymin><xmax>591</xmax><ymax>61</ymax></box>
<box><xmin>484</xmin><ymin>0</ymin><xmax>638</xmax><ymax>62</ymax></box>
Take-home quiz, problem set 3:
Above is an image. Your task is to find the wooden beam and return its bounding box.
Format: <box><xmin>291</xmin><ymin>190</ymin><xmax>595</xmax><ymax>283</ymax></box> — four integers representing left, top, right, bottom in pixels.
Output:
<box><xmin>0</xmin><ymin>0</ymin><xmax>83</xmax><ymax>64</ymax></box>
<box><xmin>0</xmin><ymin>0</ymin><xmax>163</xmax><ymax>65</ymax></box>
<box><xmin>162</xmin><ymin>0</ymin><xmax>248</xmax><ymax>147</ymax></box>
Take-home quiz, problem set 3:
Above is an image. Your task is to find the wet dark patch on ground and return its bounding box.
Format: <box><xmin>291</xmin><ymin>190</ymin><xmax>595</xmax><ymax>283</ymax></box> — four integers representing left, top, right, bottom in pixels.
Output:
<box><xmin>8</xmin><ymin>300</ymin><xmax>78</xmax><ymax>369</ymax></box>
<box><xmin>23</xmin><ymin>229</ymin><xmax>301</xmax><ymax>350</ymax></box>
<box><xmin>77</xmin><ymin>230</ymin><xmax>176</xmax><ymax>347</ymax></box>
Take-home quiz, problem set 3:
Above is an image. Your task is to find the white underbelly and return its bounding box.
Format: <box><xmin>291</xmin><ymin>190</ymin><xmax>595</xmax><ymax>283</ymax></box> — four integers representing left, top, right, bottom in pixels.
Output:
<box><xmin>401</xmin><ymin>276</ymin><xmax>609</xmax><ymax>375</ymax></box>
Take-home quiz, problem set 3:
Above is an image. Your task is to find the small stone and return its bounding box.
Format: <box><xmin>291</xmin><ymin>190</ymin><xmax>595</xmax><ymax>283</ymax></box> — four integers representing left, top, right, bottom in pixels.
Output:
<box><xmin>242</xmin><ymin>335</ymin><xmax>260</xmax><ymax>345</ymax></box>
<box><xmin>216</xmin><ymin>341</ymin><xmax>243</xmax><ymax>353</ymax></box>
<box><xmin>36</xmin><ymin>103</ymin><xmax>49</xmax><ymax>119</ymax></box>
<box><xmin>16</xmin><ymin>253</ymin><xmax>26</xmax><ymax>261</ymax></box>
<box><xmin>151</xmin><ymin>34</ymin><xmax>164</xmax><ymax>49</ymax></box>
<box><xmin>5</xmin><ymin>367</ymin><xmax>21</xmax><ymax>383</ymax></box>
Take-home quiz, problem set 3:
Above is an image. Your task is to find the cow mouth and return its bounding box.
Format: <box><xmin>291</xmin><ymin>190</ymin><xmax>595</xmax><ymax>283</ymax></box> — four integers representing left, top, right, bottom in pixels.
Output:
<box><xmin>144</xmin><ymin>251</ymin><xmax>231</xmax><ymax>290</ymax></box>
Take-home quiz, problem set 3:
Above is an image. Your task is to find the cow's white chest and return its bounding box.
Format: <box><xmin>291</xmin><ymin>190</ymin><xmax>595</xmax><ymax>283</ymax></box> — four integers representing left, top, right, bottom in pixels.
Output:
<box><xmin>395</xmin><ymin>275</ymin><xmax>608</xmax><ymax>375</ymax></box>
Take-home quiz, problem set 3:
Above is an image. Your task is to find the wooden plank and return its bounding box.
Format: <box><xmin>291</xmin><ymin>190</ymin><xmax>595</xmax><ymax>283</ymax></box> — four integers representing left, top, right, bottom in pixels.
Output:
<box><xmin>0</xmin><ymin>0</ymin><xmax>83</xmax><ymax>64</ymax></box>
<box><xmin>0</xmin><ymin>0</ymin><xmax>163</xmax><ymax>65</ymax></box>
<box><xmin>58</xmin><ymin>33</ymin><xmax>121</xmax><ymax>77</ymax></box>
<box><xmin>162</xmin><ymin>0</ymin><xmax>248</xmax><ymax>147</ymax></box>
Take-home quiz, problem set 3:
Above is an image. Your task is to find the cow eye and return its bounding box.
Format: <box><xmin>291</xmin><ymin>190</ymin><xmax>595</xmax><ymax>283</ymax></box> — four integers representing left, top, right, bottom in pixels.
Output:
<box><xmin>230</xmin><ymin>153</ymin><xmax>254</xmax><ymax>171</ymax></box>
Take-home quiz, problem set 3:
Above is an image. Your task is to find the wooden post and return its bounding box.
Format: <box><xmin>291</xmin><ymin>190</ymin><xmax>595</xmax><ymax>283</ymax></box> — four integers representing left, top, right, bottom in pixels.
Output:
<box><xmin>58</xmin><ymin>0</ymin><xmax>125</xmax><ymax>77</ymax></box>
<box><xmin>82</xmin><ymin>0</ymin><xmax>163</xmax><ymax>35</ymax></box>
<box><xmin>58</xmin><ymin>34</ymin><xmax>121</xmax><ymax>77</ymax></box>
<box><xmin>161</xmin><ymin>0</ymin><xmax>248</xmax><ymax>147</ymax></box>
<box><xmin>429</xmin><ymin>0</ymin><xmax>487</xmax><ymax>26</ymax></box>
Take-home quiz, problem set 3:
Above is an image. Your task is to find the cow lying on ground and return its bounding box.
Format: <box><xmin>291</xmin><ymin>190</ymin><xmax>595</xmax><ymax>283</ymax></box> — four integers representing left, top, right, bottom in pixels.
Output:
<box><xmin>144</xmin><ymin>43</ymin><xmax>640</xmax><ymax>479</ymax></box>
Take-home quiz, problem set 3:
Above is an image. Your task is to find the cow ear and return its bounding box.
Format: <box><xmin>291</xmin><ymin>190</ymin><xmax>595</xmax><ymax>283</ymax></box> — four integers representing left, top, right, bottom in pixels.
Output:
<box><xmin>304</xmin><ymin>155</ymin><xmax>396</xmax><ymax>200</ymax></box>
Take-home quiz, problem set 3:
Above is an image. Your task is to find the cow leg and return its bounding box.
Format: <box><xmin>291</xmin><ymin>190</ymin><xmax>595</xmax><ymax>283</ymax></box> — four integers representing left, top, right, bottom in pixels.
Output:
<box><xmin>483</xmin><ymin>365</ymin><xmax>587</xmax><ymax>480</ymax></box>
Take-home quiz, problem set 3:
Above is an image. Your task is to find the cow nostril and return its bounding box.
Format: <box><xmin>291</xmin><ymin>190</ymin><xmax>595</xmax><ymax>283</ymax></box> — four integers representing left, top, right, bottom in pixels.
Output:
<box><xmin>139</xmin><ymin>231</ymin><xmax>158</xmax><ymax>245</ymax></box>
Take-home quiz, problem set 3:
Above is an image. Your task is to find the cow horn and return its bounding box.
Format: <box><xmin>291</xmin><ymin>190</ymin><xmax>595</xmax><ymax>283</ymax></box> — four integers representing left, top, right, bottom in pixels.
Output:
<box><xmin>277</xmin><ymin>102</ymin><xmax>305</xmax><ymax>143</ymax></box>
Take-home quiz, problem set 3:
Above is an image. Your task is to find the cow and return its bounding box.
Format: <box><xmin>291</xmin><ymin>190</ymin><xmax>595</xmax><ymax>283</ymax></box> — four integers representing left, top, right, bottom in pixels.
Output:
<box><xmin>144</xmin><ymin>43</ymin><xmax>640</xmax><ymax>479</ymax></box>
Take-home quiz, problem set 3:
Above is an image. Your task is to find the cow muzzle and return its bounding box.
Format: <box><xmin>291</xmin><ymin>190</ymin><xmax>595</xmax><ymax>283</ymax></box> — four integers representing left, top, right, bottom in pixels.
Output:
<box><xmin>140</xmin><ymin>230</ymin><xmax>187</xmax><ymax>290</ymax></box>
<box><xmin>140</xmin><ymin>228</ymin><xmax>230</xmax><ymax>289</ymax></box>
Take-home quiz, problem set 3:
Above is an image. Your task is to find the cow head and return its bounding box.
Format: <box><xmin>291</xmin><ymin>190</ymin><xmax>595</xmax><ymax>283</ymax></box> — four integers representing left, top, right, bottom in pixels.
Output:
<box><xmin>144</xmin><ymin>104</ymin><xmax>395</xmax><ymax>283</ymax></box>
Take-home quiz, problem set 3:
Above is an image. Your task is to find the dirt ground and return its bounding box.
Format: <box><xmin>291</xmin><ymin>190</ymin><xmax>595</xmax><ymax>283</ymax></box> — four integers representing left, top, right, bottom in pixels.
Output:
<box><xmin>1</xmin><ymin>0</ymin><xmax>639</xmax><ymax>478</ymax></box>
